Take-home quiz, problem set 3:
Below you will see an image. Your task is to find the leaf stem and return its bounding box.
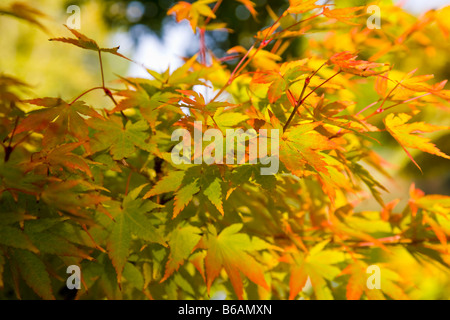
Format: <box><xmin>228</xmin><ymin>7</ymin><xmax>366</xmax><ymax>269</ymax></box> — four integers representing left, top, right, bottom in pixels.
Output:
<box><xmin>264</xmin><ymin>10</ymin><xmax>324</xmax><ymax>43</ymax></box>
<box><xmin>3</xmin><ymin>117</ymin><xmax>19</xmax><ymax>162</ymax></box>
<box><xmin>283</xmin><ymin>81</ymin><xmax>309</xmax><ymax>132</ymax></box>
<box><xmin>211</xmin><ymin>12</ymin><xmax>286</xmax><ymax>102</ymax></box>
<box><xmin>364</xmin><ymin>82</ymin><xmax>400</xmax><ymax>120</ymax></box>
<box><xmin>69</xmin><ymin>86</ymin><xmax>105</xmax><ymax>105</ymax></box>
<box><xmin>98</xmin><ymin>50</ymin><xmax>105</xmax><ymax>88</ymax></box>
<box><xmin>283</xmin><ymin>70</ymin><xmax>341</xmax><ymax>131</ymax></box>
<box><xmin>205</xmin><ymin>0</ymin><xmax>222</xmax><ymax>25</ymax></box>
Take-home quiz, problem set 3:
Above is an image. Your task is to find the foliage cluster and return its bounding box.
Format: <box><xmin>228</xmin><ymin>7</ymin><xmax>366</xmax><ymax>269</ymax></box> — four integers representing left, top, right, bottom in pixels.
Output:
<box><xmin>1</xmin><ymin>0</ymin><xmax>450</xmax><ymax>300</ymax></box>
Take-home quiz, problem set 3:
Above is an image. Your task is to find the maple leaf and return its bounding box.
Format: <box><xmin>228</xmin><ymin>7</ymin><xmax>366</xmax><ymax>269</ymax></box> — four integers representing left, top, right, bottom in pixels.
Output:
<box><xmin>280</xmin><ymin>122</ymin><xmax>337</xmax><ymax>176</ymax></box>
<box><xmin>266</xmin><ymin>74</ymin><xmax>286</xmax><ymax>104</ymax></box>
<box><xmin>345</xmin><ymin>262</ymin><xmax>410</xmax><ymax>300</ymax></box>
<box><xmin>322</xmin><ymin>6</ymin><xmax>365</xmax><ymax>25</ymax></box>
<box><xmin>251</xmin><ymin>60</ymin><xmax>309</xmax><ymax>103</ymax></box>
<box><xmin>349</xmin><ymin>162</ymin><xmax>388</xmax><ymax>207</ymax></box>
<box><xmin>390</xmin><ymin>70</ymin><xmax>450</xmax><ymax>101</ymax></box>
<box><xmin>143</xmin><ymin>169</ymin><xmax>192</xmax><ymax>218</ymax></box>
<box><xmin>399</xmin><ymin>73</ymin><xmax>435</xmax><ymax>93</ymax></box>
<box><xmin>144</xmin><ymin>170</ymin><xmax>186</xmax><ymax>199</ymax></box>
<box><xmin>145</xmin><ymin>167</ymin><xmax>224</xmax><ymax>218</ymax></box>
<box><xmin>203</xmin><ymin>176</ymin><xmax>224</xmax><ymax>215</ymax></box>
<box><xmin>0</xmin><ymin>162</ymin><xmax>45</xmax><ymax>199</ymax></box>
<box><xmin>112</xmin><ymin>89</ymin><xmax>175</xmax><ymax>131</ymax></box>
<box><xmin>24</xmin><ymin>218</ymin><xmax>92</xmax><ymax>260</ymax></box>
<box><xmin>49</xmin><ymin>25</ymin><xmax>131</xmax><ymax>61</ymax></box>
<box><xmin>40</xmin><ymin>180</ymin><xmax>110</xmax><ymax>221</ymax></box>
<box><xmin>5</xmin><ymin>0</ymin><xmax>450</xmax><ymax>301</ymax></box>
<box><xmin>324</xmin><ymin>214</ymin><xmax>391</xmax><ymax>251</ymax></box>
<box><xmin>198</xmin><ymin>224</ymin><xmax>269</xmax><ymax>300</ymax></box>
<box><xmin>12</xmin><ymin>249</ymin><xmax>55</xmax><ymax>300</ymax></box>
<box><xmin>236</xmin><ymin>0</ymin><xmax>257</xmax><ymax>18</ymax></box>
<box><xmin>213</xmin><ymin>111</ymin><xmax>249</xmax><ymax>128</ymax></box>
<box><xmin>328</xmin><ymin>52</ymin><xmax>389</xmax><ymax>77</ymax></box>
<box><xmin>288</xmin><ymin>0</ymin><xmax>326</xmax><ymax>14</ymax></box>
<box><xmin>88</xmin><ymin>116</ymin><xmax>154</xmax><ymax>160</ymax></box>
<box><xmin>16</xmin><ymin>98</ymin><xmax>102</xmax><ymax>146</ymax></box>
<box><xmin>161</xmin><ymin>223</ymin><xmax>202</xmax><ymax>282</ymax></box>
<box><xmin>106</xmin><ymin>185</ymin><xmax>166</xmax><ymax>283</ymax></box>
<box><xmin>341</xmin><ymin>262</ymin><xmax>385</xmax><ymax>300</ymax></box>
<box><xmin>0</xmin><ymin>225</ymin><xmax>38</xmax><ymax>253</ymax></box>
<box><xmin>436</xmin><ymin>6</ymin><xmax>450</xmax><ymax>38</ymax></box>
<box><xmin>173</xmin><ymin>180</ymin><xmax>200</xmax><ymax>219</ymax></box>
<box><xmin>408</xmin><ymin>184</ymin><xmax>450</xmax><ymax>217</ymax></box>
<box><xmin>384</xmin><ymin>113</ymin><xmax>450</xmax><ymax>171</ymax></box>
<box><xmin>227</xmin><ymin>46</ymin><xmax>282</xmax><ymax>71</ymax></box>
<box><xmin>112</xmin><ymin>89</ymin><xmax>152</xmax><ymax>114</ymax></box>
<box><xmin>24</xmin><ymin>141</ymin><xmax>92</xmax><ymax>178</ymax></box>
<box><xmin>168</xmin><ymin>0</ymin><xmax>217</xmax><ymax>33</ymax></box>
<box><xmin>283</xmin><ymin>240</ymin><xmax>346</xmax><ymax>300</ymax></box>
<box><xmin>176</xmin><ymin>89</ymin><xmax>234</xmax><ymax>113</ymax></box>
<box><xmin>145</xmin><ymin>54</ymin><xmax>206</xmax><ymax>86</ymax></box>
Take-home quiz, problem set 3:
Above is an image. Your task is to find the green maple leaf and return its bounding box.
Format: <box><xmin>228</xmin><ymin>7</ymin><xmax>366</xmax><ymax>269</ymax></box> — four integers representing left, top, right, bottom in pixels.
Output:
<box><xmin>203</xmin><ymin>176</ymin><xmax>224</xmax><ymax>215</ymax></box>
<box><xmin>112</xmin><ymin>90</ymin><xmax>175</xmax><ymax>131</ymax></box>
<box><xmin>161</xmin><ymin>223</ymin><xmax>202</xmax><ymax>282</ymax></box>
<box><xmin>287</xmin><ymin>240</ymin><xmax>347</xmax><ymax>300</ymax></box>
<box><xmin>88</xmin><ymin>116</ymin><xmax>154</xmax><ymax>160</ymax></box>
<box><xmin>0</xmin><ymin>225</ymin><xmax>38</xmax><ymax>253</ymax></box>
<box><xmin>144</xmin><ymin>170</ymin><xmax>185</xmax><ymax>199</ymax></box>
<box><xmin>24</xmin><ymin>219</ymin><xmax>92</xmax><ymax>260</ymax></box>
<box><xmin>106</xmin><ymin>185</ymin><xmax>166</xmax><ymax>282</ymax></box>
<box><xmin>123</xmin><ymin>262</ymin><xmax>145</xmax><ymax>291</ymax></box>
<box><xmin>173</xmin><ymin>180</ymin><xmax>200</xmax><ymax>219</ymax></box>
<box><xmin>146</xmin><ymin>167</ymin><xmax>225</xmax><ymax>218</ymax></box>
<box><xmin>199</xmin><ymin>224</ymin><xmax>270</xmax><ymax>300</ymax></box>
<box><xmin>12</xmin><ymin>249</ymin><xmax>55</xmax><ymax>300</ymax></box>
<box><xmin>40</xmin><ymin>180</ymin><xmax>109</xmax><ymax>220</ymax></box>
<box><xmin>384</xmin><ymin>112</ymin><xmax>450</xmax><ymax>172</ymax></box>
<box><xmin>83</xmin><ymin>254</ymin><xmax>122</xmax><ymax>300</ymax></box>
<box><xmin>280</xmin><ymin>122</ymin><xmax>337</xmax><ymax>174</ymax></box>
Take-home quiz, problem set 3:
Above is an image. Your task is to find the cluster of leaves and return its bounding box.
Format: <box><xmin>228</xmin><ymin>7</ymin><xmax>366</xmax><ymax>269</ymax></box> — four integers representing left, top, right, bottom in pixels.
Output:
<box><xmin>1</xmin><ymin>0</ymin><xmax>450</xmax><ymax>300</ymax></box>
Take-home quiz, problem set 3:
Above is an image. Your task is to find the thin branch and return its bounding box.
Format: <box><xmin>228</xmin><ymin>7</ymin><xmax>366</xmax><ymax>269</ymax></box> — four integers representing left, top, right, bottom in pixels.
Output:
<box><xmin>11</xmin><ymin>132</ymin><xmax>32</xmax><ymax>149</ymax></box>
<box><xmin>125</xmin><ymin>170</ymin><xmax>132</xmax><ymax>196</ymax></box>
<box><xmin>199</xmin><ymin>28</ymin><xmax>207</xmax><ymax>65</ymax></box>
<box><xmin>198</xmin><ymin>0</ymin><xmax>223</xmax><ymax>66</ymax></box>
<box><xmin>301</xmin><ymin>70</ymin><xmax>341</xmax><ymax>106</ymax></box>
<box><xmin>8</xmin><ymin>117</ymin><xmax>19</xmax><ymax>148</ymax></box>
<box><xmin>3</xmin><ymin>117</ymin><xmax>20</xmax><ymax>162</ymax></box>
<box><xmin>380</xmin><ymin>93</ymin><xmax>431</xmax><ymax>113</ymax></box>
